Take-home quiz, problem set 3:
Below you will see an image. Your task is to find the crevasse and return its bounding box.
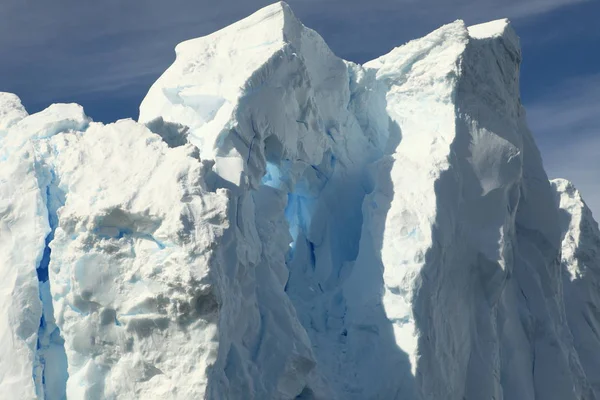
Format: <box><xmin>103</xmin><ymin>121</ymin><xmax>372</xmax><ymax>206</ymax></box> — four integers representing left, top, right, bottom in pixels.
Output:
<box><xmin>33</xmin><ymin>170</ymin><xmax>69</xmax><ymax>399</ymax></box>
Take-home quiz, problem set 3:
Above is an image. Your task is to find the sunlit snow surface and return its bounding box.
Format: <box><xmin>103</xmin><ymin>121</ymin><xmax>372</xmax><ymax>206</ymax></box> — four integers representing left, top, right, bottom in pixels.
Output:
<box><xmin>2</xmin><ymin>2</ymin><xmax>600</xmax><ymax>399</ymax></box>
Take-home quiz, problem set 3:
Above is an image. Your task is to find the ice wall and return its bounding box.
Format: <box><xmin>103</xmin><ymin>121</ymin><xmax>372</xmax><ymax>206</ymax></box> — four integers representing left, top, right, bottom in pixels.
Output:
<box><xmin>2</xmin><ymin>2</ymin><xmax>600</xmax><ymax>399</ymax></box>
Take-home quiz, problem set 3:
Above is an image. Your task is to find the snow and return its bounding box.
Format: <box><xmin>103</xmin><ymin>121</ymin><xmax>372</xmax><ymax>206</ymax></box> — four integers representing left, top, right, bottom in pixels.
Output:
<box><xmin>468</xmin><ymin>18</ymin><xmax>510</xmax><ymax>38</ymax></box>
<box><xmin>2</xmin><ymin>2</ymin><xmax>600</xmax><ymax>399</ymax></box>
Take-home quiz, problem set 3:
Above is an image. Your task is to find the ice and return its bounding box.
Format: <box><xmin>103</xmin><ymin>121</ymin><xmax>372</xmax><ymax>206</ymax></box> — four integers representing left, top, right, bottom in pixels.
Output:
<box><xmin>2</xmin><ymin>2</ymin><xmax>600</xmax><ymax>399</ymax></box>
<box><xmin>468</xmin><ymin>18</ymin><xmax>510</xmax><ymax>38</ymax></box>
<box><xmin>0</xmin><ymin>145</ymin><xmax>46</xmax><ymax>399</ymax></box>
<box><xmin>0</xmin><ymin>92</ymin><xmax>28</xmax><ymax>133</ymax></box>
<box><xmin>553</xmin><ymin>179</ymin><xmax>600</xmax><ymax>396</ymax></box>
<box><xmin>47</xmin><ymin>120</ymin><xmax>228</xmax><ymax>399</ymax></box>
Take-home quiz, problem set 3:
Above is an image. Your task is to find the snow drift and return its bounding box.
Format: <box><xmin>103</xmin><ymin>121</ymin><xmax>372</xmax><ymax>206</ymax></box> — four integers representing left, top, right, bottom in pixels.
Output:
<box><xmin>1</xmin><ymin>2</ymin><xmax>599</xmax><ymax>399</ymax></box>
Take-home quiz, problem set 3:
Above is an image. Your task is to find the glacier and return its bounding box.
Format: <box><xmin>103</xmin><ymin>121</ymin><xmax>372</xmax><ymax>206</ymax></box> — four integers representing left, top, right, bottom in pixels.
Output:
<box><xmin>1</xmin><ymin>2</ymin><xmax>600</xmax><ymax>399</ymax></box>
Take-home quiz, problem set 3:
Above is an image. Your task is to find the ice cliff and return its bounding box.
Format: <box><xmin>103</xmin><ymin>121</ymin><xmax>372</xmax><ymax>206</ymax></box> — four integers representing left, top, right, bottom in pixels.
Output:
<box><xmin>1</xmin><ymin>2</ymin><xmax>600</xmax><ymax>399</ymax></box>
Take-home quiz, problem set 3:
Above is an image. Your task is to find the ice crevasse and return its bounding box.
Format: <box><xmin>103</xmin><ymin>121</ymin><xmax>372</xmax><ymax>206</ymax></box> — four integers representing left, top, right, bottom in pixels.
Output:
<box><xmin>1</xmin><ymin>2</ymin><xmax>600</xmax><ymax>399</ymax></box>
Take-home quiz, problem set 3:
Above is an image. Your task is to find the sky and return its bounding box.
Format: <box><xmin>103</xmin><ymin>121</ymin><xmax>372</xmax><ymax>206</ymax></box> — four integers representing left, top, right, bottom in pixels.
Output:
<box><xmin>1</xmin><ymin>0</ymin><xmax>598</xmax><ymax>214</ymax></box>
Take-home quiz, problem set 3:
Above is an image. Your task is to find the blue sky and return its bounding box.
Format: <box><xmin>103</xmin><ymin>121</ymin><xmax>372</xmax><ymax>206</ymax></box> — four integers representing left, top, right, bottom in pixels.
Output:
<box><xmin>1</xmin><ymin>0</ymin><xmax>598</xmax><ymax>214</ymax></box>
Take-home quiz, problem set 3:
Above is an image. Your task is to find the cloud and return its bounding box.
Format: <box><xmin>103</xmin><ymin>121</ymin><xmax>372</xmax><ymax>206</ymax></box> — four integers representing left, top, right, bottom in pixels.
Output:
<box><xmin>526</xmin><ymin>74</ymin><xmax>600</xmax><ymax>216</ymax></box>
<box><xmin>484</xmin><ymin>0</ymin><xmax>589</xmax><ymax>19</ymax></box>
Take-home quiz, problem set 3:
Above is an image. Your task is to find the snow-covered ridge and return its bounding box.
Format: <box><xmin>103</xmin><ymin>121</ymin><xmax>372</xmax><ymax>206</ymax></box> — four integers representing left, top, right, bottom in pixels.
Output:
<box><xmin>2</xmin><ymin>2</ymin><xmax>600</xmax><ymax>399</ymax></box>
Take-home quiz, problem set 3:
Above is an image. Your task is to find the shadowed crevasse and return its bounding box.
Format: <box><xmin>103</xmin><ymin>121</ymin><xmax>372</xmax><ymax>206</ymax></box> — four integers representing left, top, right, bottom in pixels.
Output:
<box><xmin>276</xmin><ymin>97</ymin><xmax>414</xmax><ymax>398</ymax></box>
<box><xmin>34</xmin><ymin>169</ymin><xmax>68</xmax><ymax>399</ymax></box>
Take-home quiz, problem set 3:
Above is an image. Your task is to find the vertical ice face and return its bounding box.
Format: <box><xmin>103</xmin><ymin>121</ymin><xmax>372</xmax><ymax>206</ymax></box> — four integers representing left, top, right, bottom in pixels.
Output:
<box><xmin>2</xmin><ymin>3</ymin><xmax>600</xmax><ymax>400</ymax></box>
<box><xmin>351</xmin><ymin>18</ymin><xmax>593</xmax><ymax>399</ymax></box>
<box><xmin>553</xmin><ymin>179</ymin><xmax>600</xmax><ymax>396</ymax></box>
<box><xmin>46</xmin><ymin>121</ymin><xmax>232</xmax><ymax>399</ymax></box>
<box><xmin>0</xmin><ymin>97</ymin><xmax>90</xmax><ymax>400</ymax></box>
<box><xmin>0</xmin><ymin>137</ymin><xmax>45</xmax><ymax>400</ymax></box>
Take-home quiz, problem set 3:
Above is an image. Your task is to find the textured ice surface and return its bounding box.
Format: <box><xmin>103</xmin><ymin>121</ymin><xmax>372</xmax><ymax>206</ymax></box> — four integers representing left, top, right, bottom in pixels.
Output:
<box><xmin>553</xmin><ymin>179</ymin><xmax>600</xmax><ymax>396</ymax></box>
<box><xmin>2</xmin><ymin>2</ymin><xmax>600</xmax><ymax>399</ymax></box>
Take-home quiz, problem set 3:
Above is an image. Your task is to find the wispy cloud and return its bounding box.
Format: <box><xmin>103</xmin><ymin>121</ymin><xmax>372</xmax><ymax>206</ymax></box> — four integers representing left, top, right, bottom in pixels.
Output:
<box><xmin>485</xmin><ymin>0</ymin><xmax>590</xmax><ymax>20</ymax></box>
<box><xmin>526</xmin><ymin>74</ymin><xmax>600</xmax><ymax>215</ymax></box>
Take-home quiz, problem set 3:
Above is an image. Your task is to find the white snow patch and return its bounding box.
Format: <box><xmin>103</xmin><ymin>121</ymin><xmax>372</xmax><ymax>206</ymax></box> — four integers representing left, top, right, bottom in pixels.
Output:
<box><xmin>468</xmin><ymin>18</ymin><xmax>510</xmax><ymax>39</ymax></box>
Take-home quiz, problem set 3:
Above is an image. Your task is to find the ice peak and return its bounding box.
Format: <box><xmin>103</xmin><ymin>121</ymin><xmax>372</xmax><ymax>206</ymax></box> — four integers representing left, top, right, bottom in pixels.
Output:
<box><xmin>468</xmin><ymin>19</ymin><xmax>510</xmax><ymax>38</ymax></box>
<box><xmin>553</xmin><ymin>177</ymin><xmax>579</xmax><ymax>196</ymax></box>
<box><xmin>140</xmin><ymin>1</ymin><xmax>343</xmax><ymax>189</ymax></box>
<box><xmin>364</xmin><ymin>20</ymin><xmax>469</xmax><ymax>75</ymax></box>
<box><xmin>468</xmin><ymin>18</ymin><xmax>520</xmax><ymax>57</ymax></box>
<box><xmin>140</xmin><ymin>2</ymin><xmax>308</xmax><ymax>131</ymax></box>
<box><xmin>0</xmin><ymin>92</ymin><xmax>28</xmax><ymax>133</ymax></box>
<box><xmin>553</xmin><ymin>178</ymin><xmax>595</xmax><ymax>221</ymax></box>
<box><xmin>174</xmin><ymin>1</ymin><xmax>300</xmax><ymax>57</ymax></box>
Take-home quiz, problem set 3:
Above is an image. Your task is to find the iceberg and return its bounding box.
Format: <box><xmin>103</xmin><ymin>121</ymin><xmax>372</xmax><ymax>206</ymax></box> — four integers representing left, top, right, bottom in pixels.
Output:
<box><xmin>1</xmin><ymin>2</ymin><xmax>599</xmax><ymax>399</ymax></box>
